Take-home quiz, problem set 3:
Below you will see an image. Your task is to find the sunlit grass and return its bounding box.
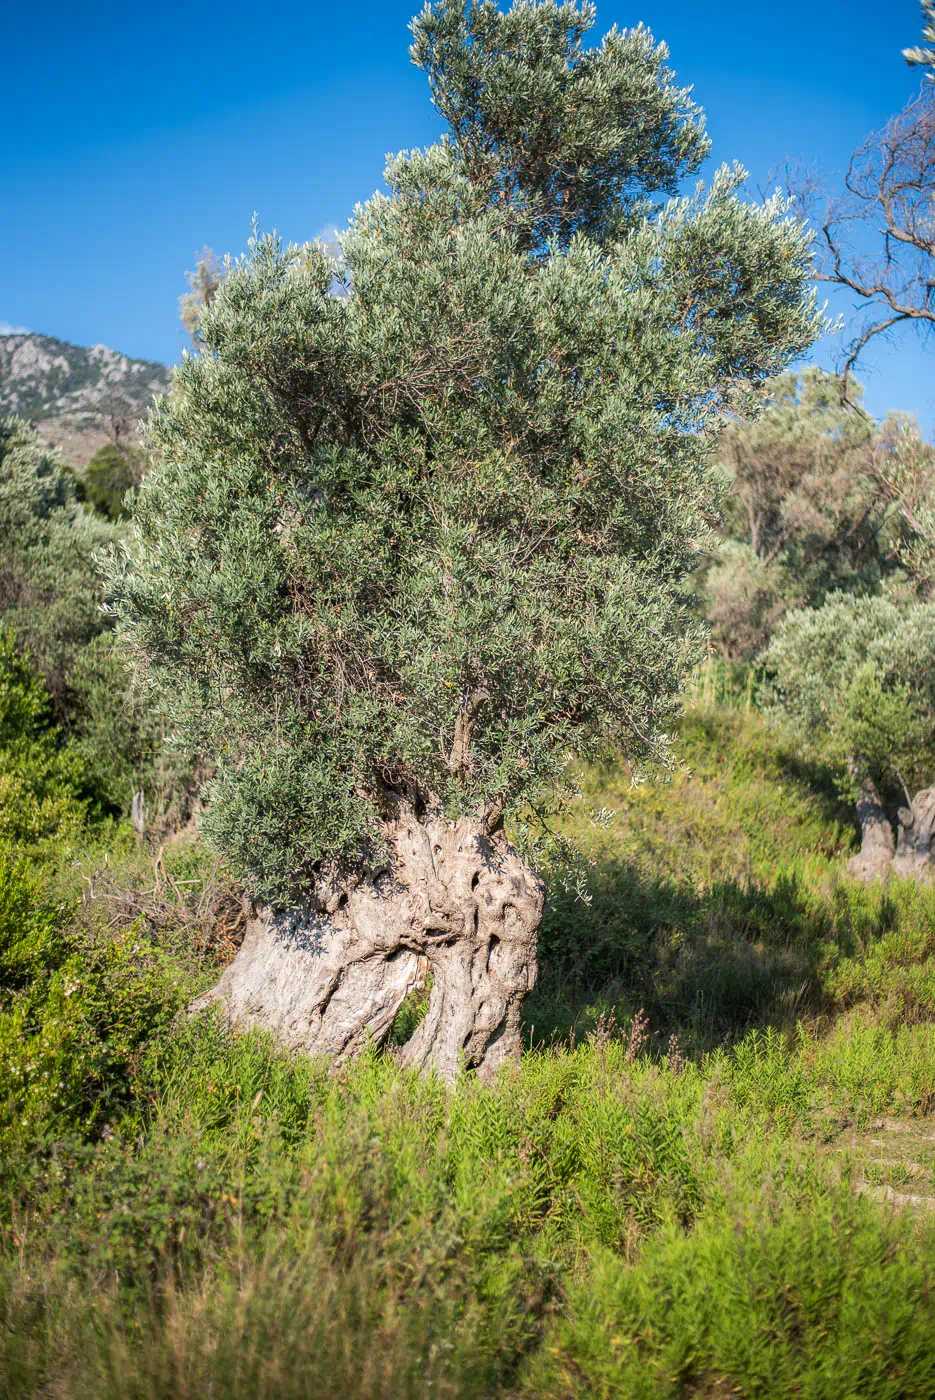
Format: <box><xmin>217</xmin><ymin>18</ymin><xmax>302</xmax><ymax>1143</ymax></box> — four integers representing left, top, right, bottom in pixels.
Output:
<box><xmin>4</xmin><ymin>703</ymin><xmax>935</xmax><ymax>1396</ymax></box>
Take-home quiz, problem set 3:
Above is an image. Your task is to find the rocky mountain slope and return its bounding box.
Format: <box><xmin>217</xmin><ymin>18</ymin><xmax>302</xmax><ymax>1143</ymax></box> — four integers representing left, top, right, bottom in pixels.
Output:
<box><xmin>0</xmin><ymin>332</ymin><xmax>171</xmax><ymax>465</ymax></box>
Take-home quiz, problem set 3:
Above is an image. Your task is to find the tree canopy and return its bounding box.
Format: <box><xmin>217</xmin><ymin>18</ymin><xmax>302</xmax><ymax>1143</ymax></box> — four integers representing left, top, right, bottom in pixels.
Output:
<box><xmin>113</xmin><ymin>0</ymin><xmax>820</xmax><ymax>905</ymax></box>
<box><xmin>700</xmin><ymin>371</ymin><xmax>930</xmax><ymax>660</ymax></box>
<box><xmin>409</xmin><ymin>0</ymin><xmax>711</xmax><ymax>251</ymax></box>
<box><xmin>764</xmin><ymin>593</ymin><xmax>935</xmax><ymax>808</ymax></box>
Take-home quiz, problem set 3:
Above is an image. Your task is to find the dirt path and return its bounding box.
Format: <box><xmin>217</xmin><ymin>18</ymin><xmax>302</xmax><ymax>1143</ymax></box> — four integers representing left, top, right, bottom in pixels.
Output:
<box><xmin>841</xmin><ymin>1118</ymin><xmax>935</xmax><ymax>1212</ymax></box>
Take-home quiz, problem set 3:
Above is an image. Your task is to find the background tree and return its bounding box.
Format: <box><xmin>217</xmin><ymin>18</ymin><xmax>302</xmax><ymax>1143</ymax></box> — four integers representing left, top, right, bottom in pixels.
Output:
<box><xmin>862</xmin><ymin>411</ymin><xmax>935</xmax><ymax>589</ymax></box>
<box><xmin>0</xmin><ymin>416</ymin><xmax>118</xmax><ymax>706</ymax></box>
<box><xmin>82</xmin><ymin>441</ymin><xmax>147</xmax><ymax>521</ymax></box>
<box><xmin>701</xmin><ymin>370</ymin><xmax>927</xmax><ymax>659</ymax></box>
<box><xmin>0</xmin><ymin>415</ymin><xmax>185</xmax><ymax>822</ymax></box>
<box><xmin>793</xmin><ymin>4</ymin><xmax>935</xmax><ymax>383</ymax></box>
<box><xmin>179</xmin><ymin>247</ymin><xmax>222</xmax><ymax>345</ymax></box>
<box><xmin>113</xmin><ymin>0</ymin><xmax>820</xmax><ymax>1081</ymax></box>
<box><xmin>764</xmin><ymin>593</ymin><xmax>935</xmax><ymax>882</ymax></box>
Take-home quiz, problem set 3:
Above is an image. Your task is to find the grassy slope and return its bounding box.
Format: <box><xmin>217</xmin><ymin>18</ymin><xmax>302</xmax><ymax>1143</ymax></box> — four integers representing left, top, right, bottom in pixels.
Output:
<box><xmin>4</xmin><ymin>705</ymin><xmax>935</xmax><ymax>1397</ymax></box>
<box><xmin>533</xmin><ymin>707</ymin><xmax>935</xmax><ymax>1054</ymax></box>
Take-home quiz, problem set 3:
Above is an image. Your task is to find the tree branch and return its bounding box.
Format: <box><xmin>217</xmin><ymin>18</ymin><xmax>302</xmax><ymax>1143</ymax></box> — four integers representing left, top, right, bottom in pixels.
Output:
<box><xmin>446</xmin><ymin>686</ymin><xmax>490</xmax><ymax>781</ymax></box>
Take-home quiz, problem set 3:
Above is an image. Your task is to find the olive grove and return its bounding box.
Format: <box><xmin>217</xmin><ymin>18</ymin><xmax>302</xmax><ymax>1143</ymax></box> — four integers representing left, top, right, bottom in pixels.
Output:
<box><xmin>701</xmin><ymin>371</ymin><xmax>920</xmax><ymax>660</ymax></box>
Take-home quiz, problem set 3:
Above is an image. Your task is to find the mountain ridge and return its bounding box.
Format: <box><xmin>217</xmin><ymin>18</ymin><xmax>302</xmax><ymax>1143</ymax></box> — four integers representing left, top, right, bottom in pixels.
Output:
<box><xmin>0</xmin><ymin>331</ymin><xmax>172</xmax><ymax>465</ymax></box>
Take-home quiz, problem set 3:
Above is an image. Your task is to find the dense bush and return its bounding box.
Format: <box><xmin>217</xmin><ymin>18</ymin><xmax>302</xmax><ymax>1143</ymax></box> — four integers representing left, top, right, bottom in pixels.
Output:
<box><xmin>762</xmin><ymin>593</ymin><xmax>935</xmax><ymax>808</ymax></box>
<box><xmin>0</xmin><ymin>630</ymin><xmax>88</xmax><ymax>846</ymax></box>
<box><xmin>0</xmin><ymin>850</ymin><xmax>185</xmax><ymax>1158</ymax></box>
<box><xmin>67</xmin><ymin>632</ymin><xmax>194</xmax><ymax>822</ymax></box>
<box><xmin>82</xmin><ymin>441</ymin><xmax>145</xmax><ymax>522</ymax></box>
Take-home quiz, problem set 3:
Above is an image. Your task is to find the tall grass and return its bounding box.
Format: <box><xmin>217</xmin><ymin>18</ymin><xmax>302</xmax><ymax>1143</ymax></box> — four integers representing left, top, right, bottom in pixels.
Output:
<box><xmin>4</xmin><ymin>705</ymin><xmax>935</xmax><ymax>1396</ymax></box>
<box><xmin>3</xmin><ymin>1027</ymin><xmax>935</xmax><ymax>1397</ymax></box>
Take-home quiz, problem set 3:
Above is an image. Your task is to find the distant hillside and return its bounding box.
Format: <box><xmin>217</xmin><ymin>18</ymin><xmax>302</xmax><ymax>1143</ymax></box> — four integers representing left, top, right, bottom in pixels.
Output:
<box><xmin>0</xmin><ymin>332</ymin><xmax>171</xmax><ymax>466</ymax></box>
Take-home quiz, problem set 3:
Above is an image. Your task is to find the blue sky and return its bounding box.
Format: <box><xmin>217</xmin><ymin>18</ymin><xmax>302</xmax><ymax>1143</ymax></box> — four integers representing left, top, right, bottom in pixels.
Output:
<box><xmin>1</xmin><ymin>0</ymin><xmax>931</xmax><ymax>430</ymax></box>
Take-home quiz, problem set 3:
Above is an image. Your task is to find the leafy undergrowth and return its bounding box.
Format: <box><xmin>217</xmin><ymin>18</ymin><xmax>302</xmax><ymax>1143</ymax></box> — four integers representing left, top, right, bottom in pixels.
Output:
<box><xmin>4</xmin><ymin>704</ymin><xmax>935</xmax><ymax>1395</ymax></box>
<box><xmin>3</xmin><ymin>1031</ymin><xmax>935</xmax><ymax>1398</ymax></box>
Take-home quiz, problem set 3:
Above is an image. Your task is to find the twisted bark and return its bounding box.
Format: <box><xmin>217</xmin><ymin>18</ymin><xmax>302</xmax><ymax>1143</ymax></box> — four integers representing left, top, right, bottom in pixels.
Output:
<box><xmin>894</xmin><ymin>786</ymin><xmax>935</xmax><ymax>882</ymax></box>
<box><xmin>845</xmin><ymin>761</ymin><xmax>935</xmax><ymax>885</ymax></box>
<box><xmin>846</xmin><ymin>773</ymin><xmax>895</xmax><ymax>883</ymax></box>
<box><xmin>191</xmin><ymin>800</ymin><xmax>544</xmax><ymax>1083</ymax></box>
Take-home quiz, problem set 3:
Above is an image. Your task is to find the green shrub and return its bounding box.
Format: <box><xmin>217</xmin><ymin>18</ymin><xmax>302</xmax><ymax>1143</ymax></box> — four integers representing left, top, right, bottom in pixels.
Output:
<box><xmin>762</xmin><ymin>592</ymin><xmax>935</xmax><ymax>809</ymax></box>
<box><xmin>81</xmin><ymin>443</ymin><xmax>143</xmax><ymax>522</ymax></box>
<box><xmin>67</xmin><ymin>632</ymin><xmax>194</xmax><ymax>821</ymax></box>
<box><xmin>3</xmin><ymin>1023</ymin><xmax>935</xmax><ymax>1397</ymax></box>
<box><xmin>528</xmin><ymin>1194</ymin><xmax>935</xmax><ymax>1398</ymax></box>
<box><xmin>0</xmin><ymin>853</ymin><xmax>185</xmax><ymax>1159</ymax></box>
<box><xmin>0</xmin><ymin>631</ymin><xmax>87</xmax><ymax>846</ymax></box>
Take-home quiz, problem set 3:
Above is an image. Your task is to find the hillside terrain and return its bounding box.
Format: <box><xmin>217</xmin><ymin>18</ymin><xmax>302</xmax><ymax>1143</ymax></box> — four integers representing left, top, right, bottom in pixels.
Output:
<box><xmin>3</xmin><ymin>690</ymin><xmax>935</xmax><ymax>1395</ymax></box>
<box><xmin>0</xmin><ymin>332</ymin><xmax>170</xmax><ymax>464</ymax></box>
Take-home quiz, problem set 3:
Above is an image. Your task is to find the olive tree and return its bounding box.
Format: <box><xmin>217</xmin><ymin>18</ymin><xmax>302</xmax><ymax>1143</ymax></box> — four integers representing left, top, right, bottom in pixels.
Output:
<box><xmin>764</xmin><ymin>594</ymin><xmax>935</xmax><ymax>882</ymax></box>
<box><xmin>702</xmin><ymin>371</ymin><xmax>928</xmax><ymax>660</ymax></box>
<box><xmin>112</xmin><ymin>0</ymin><xmax>820</xmax><ymax>1080</ymax></box>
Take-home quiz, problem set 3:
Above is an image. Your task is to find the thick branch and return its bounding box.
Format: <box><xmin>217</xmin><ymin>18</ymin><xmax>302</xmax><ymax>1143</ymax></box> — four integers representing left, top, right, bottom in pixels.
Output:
<box><xmin>445</xmin><ymin>686</ymin><xmax>490</xmax><ymax>781</ymax></box>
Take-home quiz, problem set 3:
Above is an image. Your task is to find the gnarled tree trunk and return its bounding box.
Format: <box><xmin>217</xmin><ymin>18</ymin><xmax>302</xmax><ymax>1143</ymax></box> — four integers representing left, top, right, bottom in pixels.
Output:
<box><xmin>847</xmin><ymin>772</ymin><xmax>895</xmax><ymax>883</ymax></box>
<box><xmin>191</xmin><ymin>800</ymin><xmax>544</xmax><ymax>1084</ymax></box>
<box><xmin>845</xmin><ymin>761</ymin><xmax>935</xmax><ymax>885</ymax></box>
<box><xmin>894</xmin><ymin>786</ymin><xmax>935</xmax><ymax>882</ymax></box>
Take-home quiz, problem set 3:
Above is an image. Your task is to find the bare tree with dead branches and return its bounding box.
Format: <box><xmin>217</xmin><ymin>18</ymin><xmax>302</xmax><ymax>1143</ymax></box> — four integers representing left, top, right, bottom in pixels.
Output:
<box><xmin>790</xmin><ymin>7</ymin><xmax>935</xmax><ymax>388</ymax></box>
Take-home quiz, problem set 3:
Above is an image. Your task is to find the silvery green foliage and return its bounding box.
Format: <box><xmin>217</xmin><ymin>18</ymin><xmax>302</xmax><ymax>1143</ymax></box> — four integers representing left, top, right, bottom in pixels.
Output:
<box><xmin>409</xmin><ymin>0</ymin><xmax>710</xmax><ymax>251</ymax></box>
<box><xmin>112</xmin><ymin>1</ymin><xmax>820</xmax><ymax>903</ymax></box>
<box><xmin>763</xmin><ymin>594</ymin><xmax>935</xmax><ymax>801</ymax></box>
<box><xmin>905</xmin><ymin>1</ymin><xmax>935</xmax><ymax>74</ymax></box>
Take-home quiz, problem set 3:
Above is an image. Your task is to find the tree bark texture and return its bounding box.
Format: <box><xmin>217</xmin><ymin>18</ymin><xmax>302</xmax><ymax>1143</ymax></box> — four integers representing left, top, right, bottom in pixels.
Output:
<box><xmin>191</xmin><ymin>804</ymin><xmax>544</xmax><ymax>1084</ymax></box>
<box><xmin>894</xmin><ymin>785</ymin><xmax>935</xmax><ymax>881</ymax></box>
<box><xmin>845</xmin><ymin>764</ymin><xmax>935</xmax><ymax>885</ymax></box>
<box><xmin>847</xmin><ymin>774</ymin><xmax>896</xmax><ymax>883</ymax></box>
